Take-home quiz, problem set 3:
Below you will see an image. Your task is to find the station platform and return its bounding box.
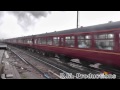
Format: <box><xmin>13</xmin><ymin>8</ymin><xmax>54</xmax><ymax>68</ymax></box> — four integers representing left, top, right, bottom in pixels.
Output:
<box><xmin>3</xmin><ymin>60</ymin><xmax>21</xmax><ymax>79</ymax></box>
<box><xmin>0</xmin><ymin>48</ymin><xmax>21</xmax><ymax>79</ymax></box>
<box><xmin>0</xmin><ymin>50</ymin><xmax>4</xmax><ymax>64</ymax></box>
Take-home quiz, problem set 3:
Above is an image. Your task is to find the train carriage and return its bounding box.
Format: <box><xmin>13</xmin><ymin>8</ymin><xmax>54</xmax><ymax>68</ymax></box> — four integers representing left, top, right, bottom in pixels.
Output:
<box><xmin>5</xmin><ymin>21</ymin><xmax>120</xmax><ymax>68</ymax></box>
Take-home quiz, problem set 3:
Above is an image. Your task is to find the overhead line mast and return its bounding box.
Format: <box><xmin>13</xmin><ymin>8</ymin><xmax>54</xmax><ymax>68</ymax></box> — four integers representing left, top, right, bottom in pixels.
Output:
<box><xmin>77</xmin><ymin>11</ymin><xmax>79</xmax><ymax>28</ymax></box>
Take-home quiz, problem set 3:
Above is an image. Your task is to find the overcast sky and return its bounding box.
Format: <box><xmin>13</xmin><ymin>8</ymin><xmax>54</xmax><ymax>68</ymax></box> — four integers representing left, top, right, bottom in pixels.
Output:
<box><xmin>1</xmin><ymin>11</ymin><xmax>120</xmax><ymax>39</ymax></box>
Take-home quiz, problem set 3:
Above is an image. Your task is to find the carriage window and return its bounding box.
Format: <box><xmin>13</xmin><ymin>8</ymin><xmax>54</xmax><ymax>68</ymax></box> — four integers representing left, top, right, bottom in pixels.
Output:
<box><xmin>38</xmin><ymin>38</ymin><xmax>46</xmax><ymax>45</ymax></box>
<box><xmin>41</xmin><ymin>38</ymin><xmax>46</xmax><ymax>45</ymax></box>
<box><xmin>27</xmin><ymin>39</ymin><xmax>33</xmax><ymax>44</ymax></box>
<box><xmin>13</xmin><ymin>39</ymin><xmax>17</xmax><ymax>43</ymax></box>
<box><xmin>47</xmin><ymin>38</ymin><xmax>52</xmax><ymax>45</ymax></box>
<box><xmin>34</xmin><ymin>39</ymin><xmax>37</xmax><ymax>44</ymax></box>
<box><xmin>53</xmin><ymin>37</ymin><xmax>59</xmax><ymax>46</ymax></box>
<box><xmin>78</xmin><ymin>35</ymin><xmax>91</xmax><ymax>48</ymax></box>
<box><xmin>95</xmin><ymin>34</ymin><xmax>114</xmax><ymax>39</ymax></box>
<box><xmin>18</xmin><ymin>39</ymin><xmax>23</xmax><ymax>43</ymax></box>
<box><xmin>95</xmin><ymin>33</ymin><xmax>114</xmax><ymax>50</ymax></box>
<box><xmin>24</xmin><ymin>40</ymin><xmax>27</xmax><ymax>44</ymax></box>
<box><xmin>61</xmin><ymin>38</ymin><xmax>64</xmax><ymax>46</ymax></box>
<box><xmin>119</xmin><ymin>34</ymin><xmax>120</xmax><ymax>47</ymax></box>
<box><xmin>38</xmin><ymin>38</ymin><xmax>42</xmax><ymax>44</ymax></box>
<box><xmin>65</xmin><ymin>36</ymin><xmax>75</xmax><ymax>47</ymax></box>
<box><xmin>24</xmin><ymin>40</ymin><xmax>26</xmax><ymax>44</ymax></box>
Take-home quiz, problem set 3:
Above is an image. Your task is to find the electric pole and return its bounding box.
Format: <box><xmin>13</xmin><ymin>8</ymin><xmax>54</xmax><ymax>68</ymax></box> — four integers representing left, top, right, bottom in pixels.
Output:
<box><xmin>77</xmin><ymin>11</ymin><xmax>79</xmax><ymax>28</ymax></box>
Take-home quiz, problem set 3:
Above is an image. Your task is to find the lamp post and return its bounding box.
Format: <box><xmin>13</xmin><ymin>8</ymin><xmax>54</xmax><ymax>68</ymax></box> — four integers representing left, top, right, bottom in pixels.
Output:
<box><xmin>77</xmin><ymin>11</ymin><xmax>79</xmax><ymax>28</ymax></box>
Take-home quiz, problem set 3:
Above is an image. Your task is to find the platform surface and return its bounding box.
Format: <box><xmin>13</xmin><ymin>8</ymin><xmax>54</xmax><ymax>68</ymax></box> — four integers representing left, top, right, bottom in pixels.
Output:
<box><xmin>0</xmin><ymin>50</ymin><xmax>4</xmax><ymax>64</ymax></box>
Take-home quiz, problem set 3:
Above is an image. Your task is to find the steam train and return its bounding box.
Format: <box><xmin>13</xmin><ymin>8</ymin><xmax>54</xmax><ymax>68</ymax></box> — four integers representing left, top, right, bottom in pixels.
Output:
<box><xmin>4</xmin><ymin>21</ymin><xmax>120</xmax><ymax>68</ymax></box>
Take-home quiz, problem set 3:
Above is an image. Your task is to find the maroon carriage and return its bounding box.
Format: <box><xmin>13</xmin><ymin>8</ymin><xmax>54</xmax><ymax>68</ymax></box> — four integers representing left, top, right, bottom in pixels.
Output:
<box><xmin>5</xmin><ymin>21</ymin><xmax>120</xmax><ymax>68</ymax></box>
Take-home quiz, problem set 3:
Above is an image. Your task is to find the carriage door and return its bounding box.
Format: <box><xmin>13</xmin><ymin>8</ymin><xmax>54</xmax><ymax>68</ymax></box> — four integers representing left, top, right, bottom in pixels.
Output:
<box><xmin>60</xmin><ymin>37</ymin><xmax>64</xmax><ymax>47</ymax></box>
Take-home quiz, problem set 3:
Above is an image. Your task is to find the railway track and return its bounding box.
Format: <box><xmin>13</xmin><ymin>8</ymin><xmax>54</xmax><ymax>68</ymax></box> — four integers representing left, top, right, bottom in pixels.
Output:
<box><xmin>8</xmin><ymin>45</ymin><xmax>120</xmax><ymax>79</ymax></box>
<box><xmin>8</xmin><ymin>46</ymin><xmax>86</xmax><ymax>79</ymax></box>
<box><xmin>70</xmin><ymin>61</ymin><xmax>120</xmax><ymax>79</ymax></box>
<box><xmin>24</xmin><ymin>49</ymin><xmax>120</xmax><ymax>79</ymax></box>
<box><xmin>48</xmin><ymin>57</ymin><xmax>101</xmax><ymax>74</ymax></box>
<box><xmin>9</xmin><ymin>48</ymin><xmax>53</xmax><ymax>79</ymax></box>
<box><xmin>10</xmin><ymin>46</ymin><xmax>102</xmax><ymax>74</ymax></box>
<box><xmin>99</xmin><ymin>65</ymin><xmax>120</xmax><ymax>79</ymax></box>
